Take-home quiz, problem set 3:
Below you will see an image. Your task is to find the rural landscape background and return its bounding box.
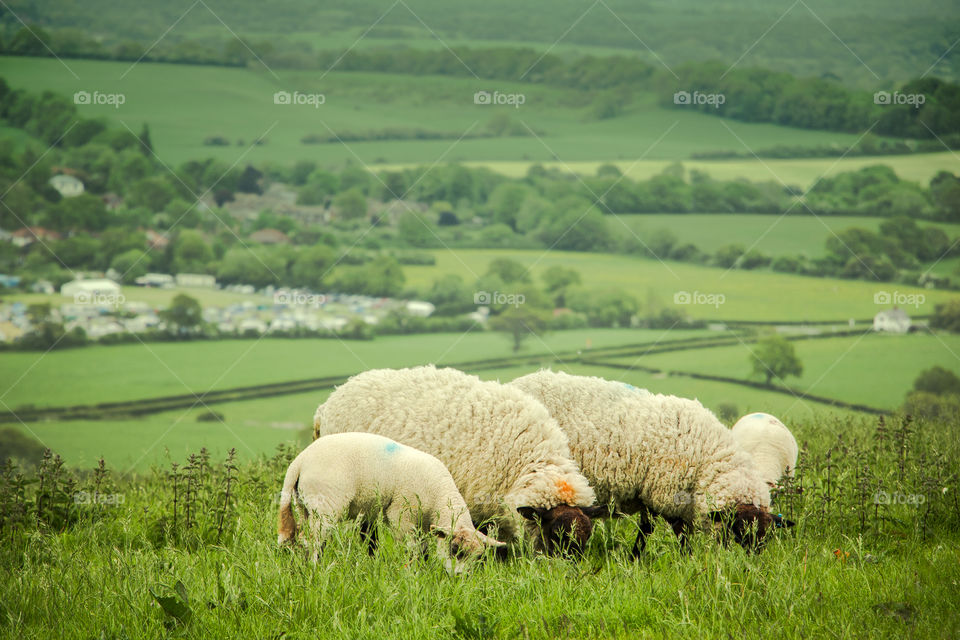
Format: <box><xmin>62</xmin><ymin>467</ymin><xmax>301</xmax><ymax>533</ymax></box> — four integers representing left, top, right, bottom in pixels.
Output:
<box><xmin>1</xmin><ymin>0</ymin><xmax>959</xmax><ymax>637</ymax></box>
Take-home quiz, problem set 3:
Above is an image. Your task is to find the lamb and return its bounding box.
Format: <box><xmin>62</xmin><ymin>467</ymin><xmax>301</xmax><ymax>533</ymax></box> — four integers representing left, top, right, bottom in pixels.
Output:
<box><xmin>277</xmin><ymin>432</ymin><xmax>506</xmax><ymax>562</ymax></box>
<box><xmin>313</xmin><ymin>366</ymin><xmax>606</xmax><ymax>555</ymax></box>
<box><xmin>730</xmin><ymin>412</ymin><xmax>799</xmax><ymax>488</ymax></box>
<box><xmin>510</xmin><ymin>370</ymin><xmax>792</xmax><ymax>553</ymax></box>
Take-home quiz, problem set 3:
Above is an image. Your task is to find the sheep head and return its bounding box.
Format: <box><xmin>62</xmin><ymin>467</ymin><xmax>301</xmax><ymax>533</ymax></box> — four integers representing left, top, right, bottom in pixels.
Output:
<box><xmin>709</xmin><ymin>504</ymin><xmax>794</xmax><ymax>550</ymax></box>
<box><xmin>517</xmin><ymin>504</ymin><xmax>608</xmax><ymax>557</ymax></box>
<box><xmin>439</xmin><ymin>527</ymin><xmax>508</xmax><ymax>560</ymax></box>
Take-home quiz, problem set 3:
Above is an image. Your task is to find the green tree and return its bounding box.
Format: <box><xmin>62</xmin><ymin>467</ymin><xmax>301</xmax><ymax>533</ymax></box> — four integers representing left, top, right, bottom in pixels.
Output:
<box><xmin>486</xmin><ymin>258</ymin><xmax>530</xmax><ymax>284</ymax></box>
<box><xmin>488</xmin><ymin>306</ymin><xmax>550</xmax><ymax>353</ymax></box>
<box><xmin>110</xmin><ymin>249</ymin><xmax>149</xmax><ymax>284</ymax></box>
<box><xmin>541</xmin><ymin>266</ymin><xmax>581</xmax><ymax>307</ymax></box>
<box><xmin>913</xmin><ymin>366</ymin><xmax>960</xmax><ymax>397</ymax></box>
<box><xmin>333</xmin><ymin>187</ymin><xmax>367</xmax><ymax>221</ymax></box>
<box><xmin>931</xmin><ymin>299</ymin><xmax>960</xmax><ymax>333</ymax></box>
<box><xmin>750</xmin><ymin>334</ymin><xmax>803</xmax><ymax>386</ymax></box>
<box><xmin>172</xmin><ymin>230</ymin><xmax>213</xmax><ymax>273</ymax></box>
<box><xmin>397</xmin><ymin>211</ymin><xmax>436</xmax><ymax>248</ymax></box>
<box><xmin>160</xmin><ymin>294</ymin><xmax>204</xmax><ymax>336</ymax></box>
<box><xmin>290</xmin><ymin>245</ymin><xmax>337</xmax><ymax>290</ymax></box>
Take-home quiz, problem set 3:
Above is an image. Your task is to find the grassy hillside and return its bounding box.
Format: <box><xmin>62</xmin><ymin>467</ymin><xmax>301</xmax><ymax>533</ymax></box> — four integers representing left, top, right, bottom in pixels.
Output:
<box><xmin>1</xmin><ymin>56</ymin><xmax>879</xmax><ymax>166</ymax></box>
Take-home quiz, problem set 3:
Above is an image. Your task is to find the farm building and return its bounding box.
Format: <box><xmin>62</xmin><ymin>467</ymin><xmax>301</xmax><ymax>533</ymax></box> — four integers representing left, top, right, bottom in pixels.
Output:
<box><xmin>135</xmin><ymin>273</ymin><xmax>174</xmax><ymax>288</ymax></box>
<box><xmin>49</xmin><ymin>174</ymin><xmax>85</xmax><ymax>197</ymax></box>
<box><xmin>11</xmin><ymin>227</ymin><xmax>62</xmax><ymax>247</ymax></box>
<box><xmin>61</xmin><ymin>279</ymin><xmax>121</xmax><ymax>299</ymax></box>
<box><xmin>873</xmin><ymin>308</ymin><xmax>911</xmax><ymax>333</ymax></box>
<box><xmin>175</xmin><ymin>273</ymin><xmax>217</xmax><ymax>288</ymax></box>
<box><xmin>250</xmin><ymin>228</ymin><xmax>290</xmax><ymax>245</ymax></box>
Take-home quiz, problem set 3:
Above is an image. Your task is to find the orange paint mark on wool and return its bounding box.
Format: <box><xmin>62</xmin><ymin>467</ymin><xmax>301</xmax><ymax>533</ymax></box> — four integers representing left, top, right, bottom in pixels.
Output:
<box><xmin>555</xmin><ymin>479</ymin><xmax>576</xmax><ymax>503</ymax></box>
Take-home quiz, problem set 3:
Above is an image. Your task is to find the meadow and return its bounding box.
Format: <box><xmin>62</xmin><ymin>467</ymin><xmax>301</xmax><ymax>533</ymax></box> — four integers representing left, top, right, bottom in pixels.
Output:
<box><xmin>402</xmin><ymin>249</ymin><xmax>954</xmax><ymax>321</ymax></box>
<box><xmin>0</xmin><ymin>329</ymin><xmax>711</xmax><ymax>409</ymax></box>
<box><xmin>615</xmin><ymin>214</ymin><xmax>960</xmax><ymax>261</ymax></box>
<box><xmin>3</xmin><ymin>405</ymin><xmax>957</xmax><ymax>639</ymax></box>
<box><xmin>0</xmin><ymin>56</ymin><xmax>901</xmax><ymax>170</ymax></box>
<box><xmin>611</xmin><ymin>332</ymin><xmax>960</xmax><ymax>411</ymax></box>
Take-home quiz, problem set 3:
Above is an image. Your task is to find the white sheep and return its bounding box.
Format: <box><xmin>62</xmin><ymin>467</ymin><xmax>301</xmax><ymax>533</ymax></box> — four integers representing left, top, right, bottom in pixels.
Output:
<box><xmin>314</xmin><ymin>365</ymin><xmax>606</xmax><ymax>554</ymax></box>
<box><xmin>277</xmin><ymin>432</ymin><xmax>506</xmax><ymax>562</ymax></box>
<box><xmin>730</xmin><ymin>412</ymin><xmax>799</xmax><ymax>488</ymax></box>
<box><xmin>510</xmin><ymin>370</ymin><xmax>791</xmax><ymax>552</ymax></box>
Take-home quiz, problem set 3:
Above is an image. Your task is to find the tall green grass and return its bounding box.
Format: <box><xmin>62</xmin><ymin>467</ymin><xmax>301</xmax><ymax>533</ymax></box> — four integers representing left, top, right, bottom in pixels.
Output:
<box><xmin>2</xmin><ymin>411</ymin><xmax>957</xmax><ymax>639</ymax></box>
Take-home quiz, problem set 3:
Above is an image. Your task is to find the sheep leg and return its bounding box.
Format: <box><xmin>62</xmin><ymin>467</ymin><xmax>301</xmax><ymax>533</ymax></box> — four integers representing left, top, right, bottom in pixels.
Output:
<box><xmin>630</xmin><ymin>508</ymin><xmax>655</xmax><ymax>558</ymax></box>
<box><xmin>358</xmin><ymin>518</ymin><xmax>378</xmax><ymax>555</ymax></box>
<box><xmin>668</xmin><ymin>517</ymin><xmax>692</xmax><ymax>553</ymax></box>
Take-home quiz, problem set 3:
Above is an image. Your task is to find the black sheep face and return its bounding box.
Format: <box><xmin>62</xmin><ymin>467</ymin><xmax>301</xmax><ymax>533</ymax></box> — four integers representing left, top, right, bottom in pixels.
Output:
<box><xmin>517</xmin><ymin>504</ymin><xmax>608</xmax><ymax>556</ymax></box>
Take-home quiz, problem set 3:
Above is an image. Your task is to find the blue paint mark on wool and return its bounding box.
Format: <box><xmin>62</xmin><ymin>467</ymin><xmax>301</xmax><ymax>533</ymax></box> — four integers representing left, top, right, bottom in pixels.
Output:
<box><xmin>384</xmin><ymin>442</ymin><xmax>401</xmax><ymax>454</ymax></box>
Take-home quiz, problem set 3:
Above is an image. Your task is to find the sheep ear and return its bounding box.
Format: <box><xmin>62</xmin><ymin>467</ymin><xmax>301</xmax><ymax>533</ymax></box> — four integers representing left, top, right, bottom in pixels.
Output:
<box><xmin>517</xmin><ymin>506</ymin><xmax>548</xmax><ymax>521</ymax></box>
<box><xmin>580</xmin><ymin>505</ymin><xmax>610</xmax><ymax>519</ymax></box>
<box><xmin>773</xmin><ymin>514</ymin><xmax>796</xmax><ymax>528</ymax></box>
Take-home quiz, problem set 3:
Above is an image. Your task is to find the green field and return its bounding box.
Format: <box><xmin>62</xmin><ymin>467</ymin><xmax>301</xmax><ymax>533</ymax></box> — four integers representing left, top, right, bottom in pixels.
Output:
<box><xmin>615</xmin><ymin>214</ymin><xmax>960</xmax><ymax>261</ymax></box>
<box><xmin>0</xmin><ymin>329</ymin><xmax>711</xmax><ymax>409</ymax></box>
<box><xmin>380</xmin><ymin>152</ymin><xmax>960</xmax><ymax>189</ymax></box>
<box><xmin>607</xmin><ymin>332</ymin><xmax>960</xmax><ymax>410</ymax></box>
<box><xmin>0</xmin><ymin>56</ymin><xmax>891</xmax><ymax>168</ymax></box>
<box><xmin>403</xmin><ymin>249</ymin><xmax>956</xmax><ymax>321</ymax></box>
<box><xmin>9</xmin><ymin>354</ymin><xmax>871</xmax><ymax>472</ymax></box>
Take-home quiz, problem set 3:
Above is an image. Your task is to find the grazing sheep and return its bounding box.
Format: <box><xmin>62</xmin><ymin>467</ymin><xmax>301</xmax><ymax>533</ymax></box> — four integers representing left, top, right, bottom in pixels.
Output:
<box><xmin>511</xmin><ymin>370</ymin><xmax>791</xmax><ymax>552</ymax></box>
<box><xmin>314</xmin><ymin>366</ymin><xmax>606</xmax><ymax>554</ymax></box>
<box><xmin>731</xmin><ymin>413</ymin><xmax>799</xmax><ymax>488</ymax></box>
<box><xmin>277</xmin><ymin>432</ymin><xmax>506</xmax><ymax>561</ymax></box>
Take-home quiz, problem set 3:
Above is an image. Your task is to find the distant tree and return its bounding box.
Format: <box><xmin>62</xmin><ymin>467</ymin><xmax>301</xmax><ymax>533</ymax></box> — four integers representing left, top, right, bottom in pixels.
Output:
<box><xmin>137</xmin><ymin>123</ymin><xmax>153</xmax><ymax>156</ymax></box>
<box><xmin>297</xmin><ymin>170</ymin><xmax>339</xmax><ymax>205</ymax></box>
<box><xmin>160</xmin><ymin>294</ymin><xmax>204</xmax><ymax>336</ymax></box>
<box><xmin>290</xmin><ymin>245</ymin><xmax>337</xmax><ymax>290</ymax></box>
<box><xmin>172</xmin><ymin>230</ymin><xmax>213</xmax><ymax>273</ymax></box>
<box><xmin>236</xmin><ymin>165</ymin><xmax>263</xmax><ymax>194</ymax></box>
<box><xmin>437</xmin><ymin>210</ymin><xmax>460</xmax><ymax>226</ymax></box>
<box><xmin>488</xmin><ymin>306</ymin><xmax>550</xmax><ymax>353</ymax></box>
<box><xmin>125</xmin><ymin>176</ymin><xmax>177</xmax><ymax>211</ymax></box>
<box><xmin>541</xmin><ymin>265</ymin><xmax>581</xmax><ymax>307</ymax></box>
<box><xmin>425</xmin><ymin>274</ymin><xmax>474</xmax><ymax>316</ymax></box>
<box><xmin>750</xmin><ymin>334</ymin><xmax>803</xmax><ymax>386</ymax></box>
<box><xmin>913</xmin><ymin>366</ymin><xmax>960</xmax><ymax>397</ymax></box>
<box><xmin>110</xmin><ymin>249</ymin><xmax>149</xmax><ymax>283</ymax></box>
<box><xmin>930</xmin><ymin>299</ymin><xmax>960</xmax><ymax>333</ymax></box>
<box><xmin>397</xmin><ymin>211</ymin><xmax>436</xmax><ymax>248</ymax></box>
<box><xmin>333</xmin><ymin>187</ymin><xmax>367</xmax><ymax>220</ymax></box>
<box><xmin>713</xmin><ymin>243</ymin><xmax>746</xmax><ymax>268</ymax></box>
<box><xmin>485</xmin><ymin>258</ymin><xmax>530</xmax><ymax>284</ymax></box>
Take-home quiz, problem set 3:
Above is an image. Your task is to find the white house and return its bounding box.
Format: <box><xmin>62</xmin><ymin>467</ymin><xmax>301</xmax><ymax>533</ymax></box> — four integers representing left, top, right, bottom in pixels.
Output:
<box><xmin>405</xmin><ymin>300</ymin><xmax>436</xmax><ymax>317</ymax></box>
<box><xmin>135</xmin><ymin>273</ymin><xmax>175</xmax><ymax>288</ymax></box>
<box><xmin>175</xmin><ymin>273</ymin><xmax>216</xmax><ymax>288</ymax></box>
<box><xmin>49</xmin><ymin>174</ymin><xmax>85</xmax><ymax>197</ymax></box>
<box><xmin>873</xmin><ymin>308</ymin><xmax>911</xmax><ymax>333</ymax></box>
<box><xmin>61</xmin><ymin>278</ymin><xmax>121</xmax><ymax>299</ymax></box>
